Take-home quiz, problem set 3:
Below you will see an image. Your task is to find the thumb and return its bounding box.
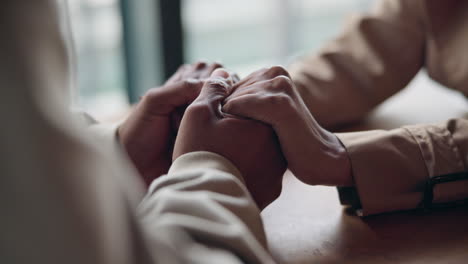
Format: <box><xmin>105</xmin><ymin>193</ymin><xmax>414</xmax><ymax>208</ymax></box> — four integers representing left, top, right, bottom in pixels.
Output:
<box><xmin>143</xmin><ymin>78</ymin><xmax>203</xmax><ymax>115</ymax></box>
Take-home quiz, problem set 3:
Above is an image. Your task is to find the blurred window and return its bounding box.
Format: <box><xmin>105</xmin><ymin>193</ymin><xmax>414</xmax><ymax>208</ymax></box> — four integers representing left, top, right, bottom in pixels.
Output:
<box><xmin>68</xmin><ymin>0</ymin><xmax>374</xmax><ymax>118</ymax></box>
<box><xmin>182</xmin><ymin>0</ymin><xmax>373</xmax><ymax>75</ymax></box>
<box><xmin>68</xmin><ymin>0</ymin><xmax>128</xmax><ymax>119</ymax></box>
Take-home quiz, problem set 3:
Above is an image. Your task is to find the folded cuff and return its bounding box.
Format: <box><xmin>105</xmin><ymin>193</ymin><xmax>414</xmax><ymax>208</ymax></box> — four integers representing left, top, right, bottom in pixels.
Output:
<box><xmin>405</xmin><ymin>124</ymin><xmax>466</xmax><ymax>204</ymax></box>
<box><xmin>337</xmin><ymin>123</ymin><xmax>468</xmax><ymax>216</ymax></box>
<box><xmin>337</xmin><ymin>128</ymin><xmax>429</xmax><ymax>216</ymax></box>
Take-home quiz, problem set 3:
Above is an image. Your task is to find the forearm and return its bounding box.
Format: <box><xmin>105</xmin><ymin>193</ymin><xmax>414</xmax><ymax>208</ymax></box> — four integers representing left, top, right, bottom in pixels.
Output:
<box><xmin>289</xmin><ymin>0</ymin><xmax>425</xmax><ymax>128</ymax></box>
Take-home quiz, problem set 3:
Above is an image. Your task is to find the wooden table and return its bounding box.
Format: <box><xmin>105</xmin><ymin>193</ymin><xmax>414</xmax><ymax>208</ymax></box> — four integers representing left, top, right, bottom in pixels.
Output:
<box><xmin>262</xmin><ymin>73</ymin><xmax>468</xmax><ymax>264</ymax></box>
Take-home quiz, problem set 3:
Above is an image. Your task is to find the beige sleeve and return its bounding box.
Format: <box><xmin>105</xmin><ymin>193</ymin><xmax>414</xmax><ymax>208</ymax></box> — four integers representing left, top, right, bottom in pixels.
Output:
<box><xmin>289</xmin><ymin>0</ymin><xmax>426</xmax><ymax>128</ymax></box>
<box><xmin>336</xmin><ymin>118</ymin><xmax>468</xmax><ymax>216</ymax></box>
<box><xmin>0</xmin><ymin>1</ymin><xmax>274</xmax><ymax>263</ymax></box>
<box><xmin>139</xmin><ymin>152</ymin><xmax>275</xmax><ymax>263</ymax></box>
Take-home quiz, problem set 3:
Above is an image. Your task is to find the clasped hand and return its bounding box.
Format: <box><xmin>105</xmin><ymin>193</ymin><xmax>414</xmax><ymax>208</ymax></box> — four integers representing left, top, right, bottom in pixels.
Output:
<box><xmin>223</xmin><ymin>66</ymin><xmax>352</xmax><ymax>187</ymax></box>
<box><xmin>119</xmin><ymin>62</ymin><xmax>352</xmax><ymax>210</ymax></box>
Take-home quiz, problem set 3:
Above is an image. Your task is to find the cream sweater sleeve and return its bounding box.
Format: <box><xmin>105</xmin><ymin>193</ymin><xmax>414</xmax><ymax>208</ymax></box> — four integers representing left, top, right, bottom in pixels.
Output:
<box><xmin>139</xmin><ymin>152</ymin><xmax>274</xmax><ymax>263</ymax></box>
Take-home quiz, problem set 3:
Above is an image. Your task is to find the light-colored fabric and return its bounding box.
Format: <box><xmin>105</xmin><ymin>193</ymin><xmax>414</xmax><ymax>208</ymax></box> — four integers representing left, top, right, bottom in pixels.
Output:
<box><xmin>337</xmin><ymin>120</ymin><xmax>468</xmax><ymax>216</ymax></box>
<box><xmin>0</xmin><ymin>1</ymin><xmax>273</xmax><ymax>263</ymax></box>
<box><xmin>168</xmin><ymin>151</ymin><xmax>245</xmax><ymax>184</ymax></box>
<box><xmin>143</xmin><ymin>151</ymin><xmax>274</xmax><ymax>263</ymax></box>
<box><xmin>290</xmin><ymin>0</ymin><xmax>468</xmax><ymax>215</ymax></box>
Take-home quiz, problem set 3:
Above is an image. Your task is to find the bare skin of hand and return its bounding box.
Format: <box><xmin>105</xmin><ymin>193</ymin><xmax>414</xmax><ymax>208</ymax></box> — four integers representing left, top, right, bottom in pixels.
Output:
<box><xmin>173</xmin><ymin>69</ymin><xmax>287</xmax><ymax>210</ymax></box>
<box><xmin>223</xmin><ymin>66</ymin><xmax>353</xmax><ymax>187</ymax></box>
<box><xmin>118</xmin><ymin>62</ymin><xmax>226</xmax><ymax>186</ymax></box>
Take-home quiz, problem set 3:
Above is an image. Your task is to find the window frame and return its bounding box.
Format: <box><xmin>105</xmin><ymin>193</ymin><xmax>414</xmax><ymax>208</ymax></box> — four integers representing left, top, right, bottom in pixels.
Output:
<box><xmin>119</xmin><ymin>0</ymin><xmax>184</xmax><ymax>103</ymax></box>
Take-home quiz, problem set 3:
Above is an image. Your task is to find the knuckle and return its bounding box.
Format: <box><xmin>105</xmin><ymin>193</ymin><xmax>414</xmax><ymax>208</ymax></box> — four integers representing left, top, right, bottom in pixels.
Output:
<box><xmin>271</xmin><ymin>75</ymin><xmax>293</xmax><ymax>92</ymax></box>
<box><xmin>267</xmin><ymin>65</ymin><xmax>290</xmax><ymax>78</ymax></box>
<box><xmin>193</xmin><ymin>61</ymin><xmax>207</xmax><ymax>69</ymax></box>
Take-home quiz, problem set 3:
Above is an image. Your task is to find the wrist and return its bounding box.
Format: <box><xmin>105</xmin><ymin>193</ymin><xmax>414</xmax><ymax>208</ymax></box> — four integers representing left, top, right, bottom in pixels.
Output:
<box><xmin>330</xmin><ymin>134</ymin><xmax>353</xmax><ymax>187</ymax></box>
<box><xmin>308</xmin><ymin>129</ymin><xmax>353</xmax><ymax>186</ymax></box>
